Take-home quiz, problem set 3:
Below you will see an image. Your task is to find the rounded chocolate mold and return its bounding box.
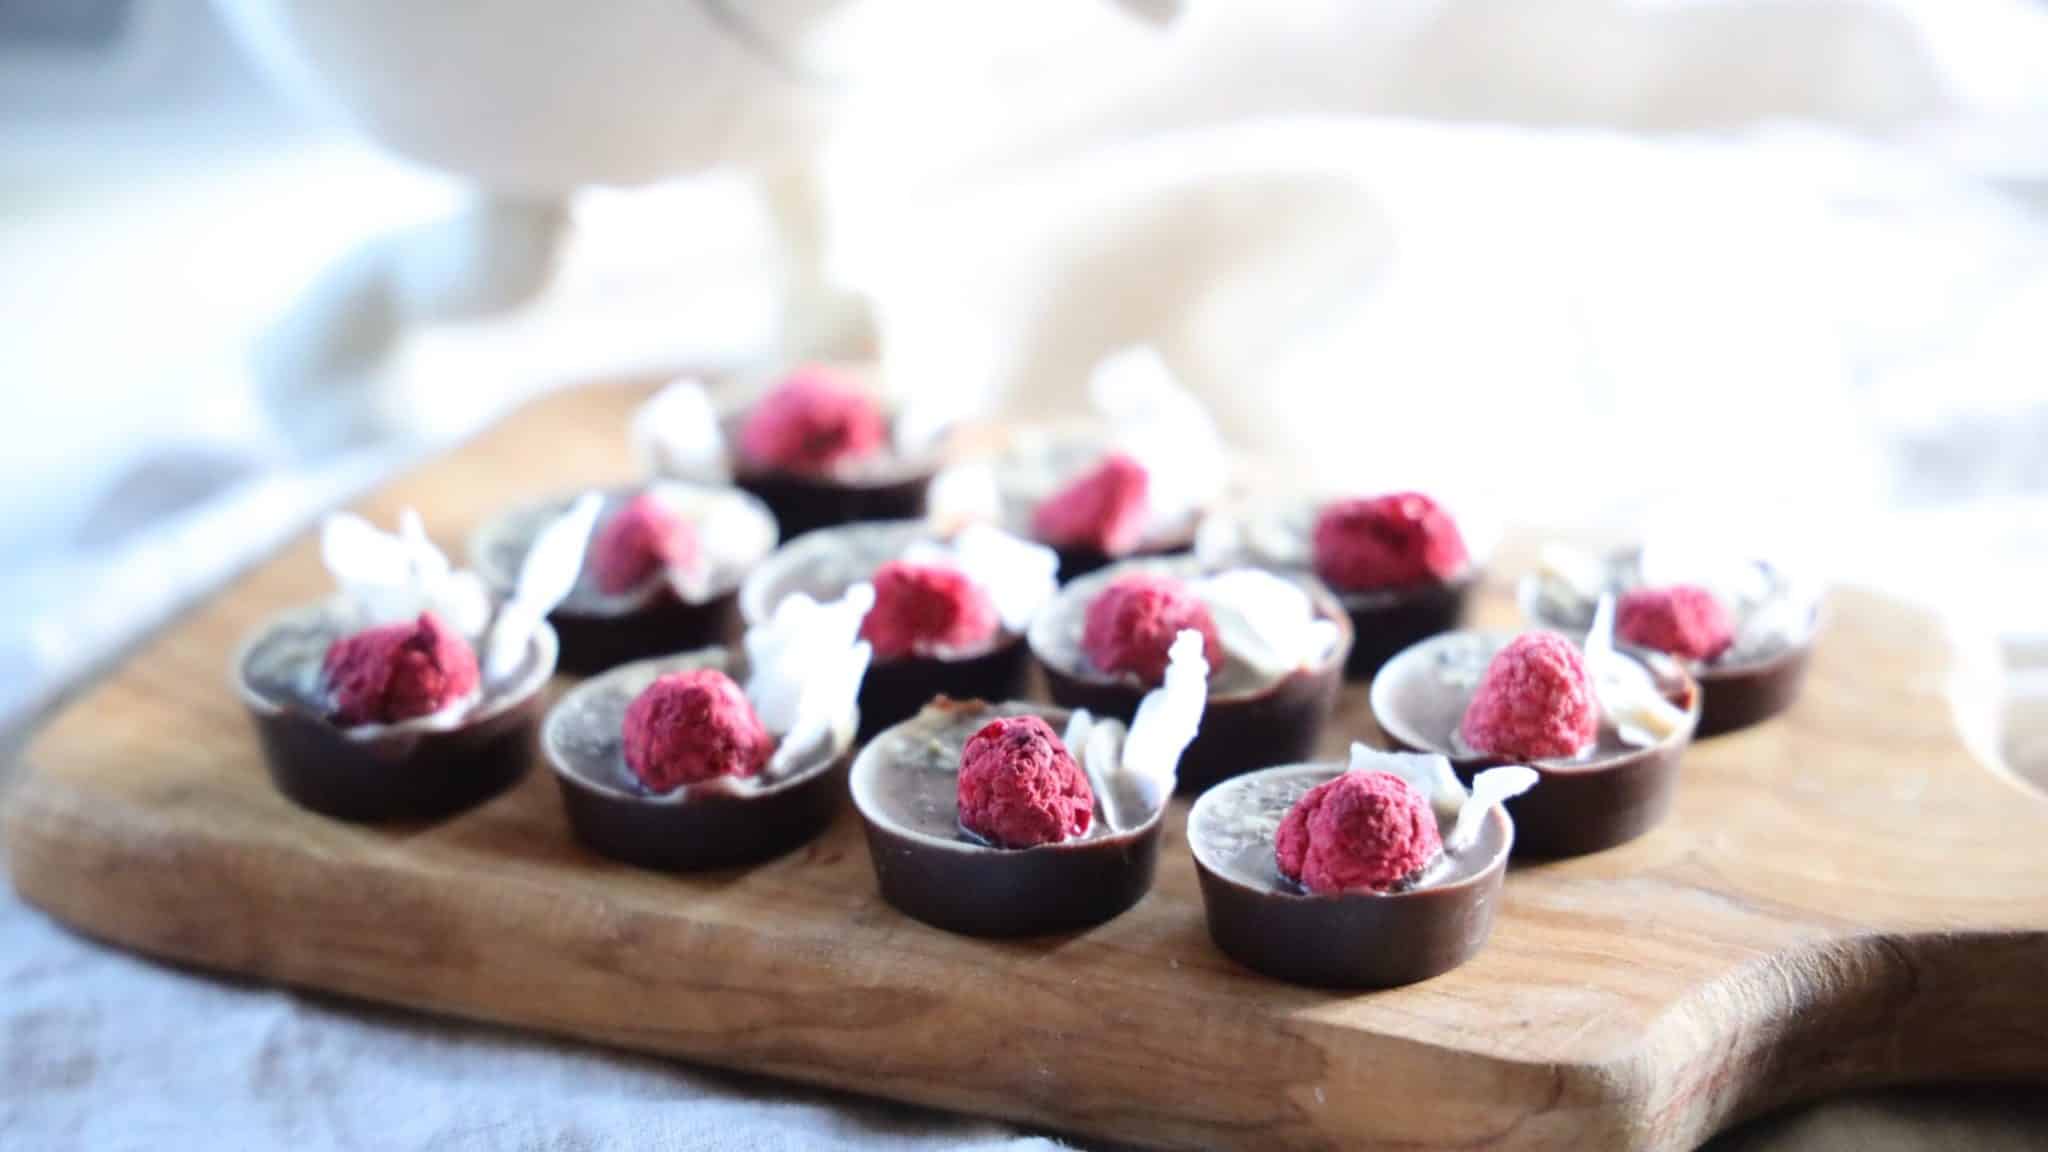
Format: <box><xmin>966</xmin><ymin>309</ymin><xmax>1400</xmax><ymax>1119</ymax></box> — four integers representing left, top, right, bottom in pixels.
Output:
<box><xmin>716</xmin><ymin>390</ymin><xmax>945</xmax><ymax>543</ymax></box>
<box><xmin>1518</xmin><ymin>551</ymin><xmax>1819</xmax><ymax>738</ymax></box>
<box><xmin>992</xmin><ymin>424</ymin><xmax>1203</xmax><ymax>581</ymax></box>
<box><xmin>1196</xmin><ymin>498</ymin><xmax>1482</xmax><ymax>681</ymax></box>
<box><xmin>543</xmin><ymin>648</ymin><xmax>848</xmax><ymax>872</ymax></box>
<box><xmin>235</xmin><ymin>602</ymin><xmax>555</xmax><ymax>823</ymax></box>
<box><xmin>1189</xmin><ymin>762</ymin><xmax>1513</xmax><ymax>988</ymax></box>
<box><xmin>1370</xmin><ymin>631</ymin><xmax>1701</xmax><ymax>858</ymax></box>
<box><xmin>739</xmin><ymin>520</ymin><xmax>1035</xmax><ymax>740</ymax></box>
<box><xmin>850</xmin><ymin>698</ymin><xmax>1168</xmax><ymax>938</ymax></box>
<box><xmin>1027</xmin><ymin>557</ymin><xmax>1351</xmax><ymax>795</ymax></box>
<box><xmin>469</xmin><ymin>483</ymin><xmax>777</xmax><ymax>676</ymax></box>
<box><xmin>1332</xmin><ymin>575</ymin><xmax>1478</xmax><ymax>682</ymax></box>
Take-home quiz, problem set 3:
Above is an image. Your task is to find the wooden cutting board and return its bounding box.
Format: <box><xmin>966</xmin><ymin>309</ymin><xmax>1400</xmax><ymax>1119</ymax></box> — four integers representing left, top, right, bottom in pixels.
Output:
<box><xmin>8</xmin><ymin>381</ymin><xmax>2048</xmax><ymax>1152</ymax></box>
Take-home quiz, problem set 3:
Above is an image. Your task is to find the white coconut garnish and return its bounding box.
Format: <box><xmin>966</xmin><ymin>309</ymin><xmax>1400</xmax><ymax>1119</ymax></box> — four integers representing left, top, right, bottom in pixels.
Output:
<box><xmin>1346</xmin><ymin>742</ymin><xmax>1536</xmax><ymax>855</ymax></box>
<box><xmin>745</xmin><ymin>583</ymin><xmax>876</xmax><ymax>775</ymax></box>
<box><xmin>483</xmin><ymin>493</ymin><xmax>602</xmax><ymax>683</ymax></box>
<box><xmin>1730</xmin><ymin>570</ymin><xmax>1823</xmax><ymax>658</ymax></box>
<box><xmin>892</xmin><ymin>382</ymin><xmax>960</xmax><ymax>458</ymax></box>
<box><xmin>1089</xmin><ymin>345</ymin><xmax>1226</xmax><ymax>537</ymax></box>
<box><xmin>648</xmin><ymin>484</ymin><xmax>778</xmax><ymax>604</ymax></box>
<box><xmin>1193</xmin><ymin>502</ymin><xmax>1313</xmax><ymax>570</ymax></box>
<box><xmin>631</xmin><ymin>377</ymin><xmax>730</xmax><ymax>484</ymax></box>
<box><xmin>924</xmin><ymin>461</ymin><xmax>1004</xmax><ymax>535</ymax></box>
<box><xmin>1193</xmin><ymin>568</ymin><xmax>1342</xmax><ymax>678</ymax></box>
<box><xmin>320</xmin><ymin>507</ymin><xmax>493</xmax><ymax>639</ymax></box>
<box><xmin>900</xmin><ymin>523</ymin><xmax>1059</xmax><ymax>635</ymax></box>
<box><xmin>1061</xmin><ymin>708</ymin><xmax>1130</xmax><ymax>831</ymax></box>
<box><xmin>1533</xmin><ymin>542</ymin><xmax>1609</xmax><ymax>609</ymax></box>
<box><xmin>1584</xmin><ymin>595</ymin><xmax>1690</xmax><ymax>748</ymax></box>
<box><xmin>1117</xmin><ymin>628</ymin><xmax>1211</xmax><ymax>808</ymax></box>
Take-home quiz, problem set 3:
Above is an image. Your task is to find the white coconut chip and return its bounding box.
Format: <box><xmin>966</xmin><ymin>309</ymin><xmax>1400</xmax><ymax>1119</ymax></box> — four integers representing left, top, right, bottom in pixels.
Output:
<box><xmin>650</xmin><ymin>484</ymin><xmax>778</xmax><ymax>604</ymax></box>
<box><xmin>900</xmin><ymin>523</ymin><xmax>1059</xmax><ymax>635</ymax></box>
<box><xmin>631</xmin><ymin>377</ymin><xmax>730</xmax><ymax>484</ymax></box>
<box><xmin>1117</xmin><ymin>629</ymin><xmax>1210</xmax><ymax>809</ymax></box>
<box><xmin>745</xmin><ymin>583</ymin><xmax>876</xmax><ymax>775</ymax></box>
<box><xmin>483</xmin><ymin>493</ymin><xmax>602</xmax><ymax>683</ymax></box>
<box><xmin>1193</xmin><ymin>569</ymin><xmax>1341</xmax><ymax>678</ymax></box>
<box><xmin>924</xmin><ymin>461</ymin><xmax>1004</xmax><ymax>535</ymax></box>
<box><xmin>1193</xmin><ymin>503</ymin><xmax>1313</xmax><ymax>570</ymax></box>
<box><xmin>1534</xmin><ymin>542</ymin><xmax>1610</xmax><ymax>610</ymax></box>
<box><xmin>1061</xmin><ymin>709</ymin><xmax>1130</xmax><ymax>833</ymax></box>
<box><xmin>320</xmin><ymin>507</ymin><xmax>492</xmax><ymax>638</ymax></box>
<box><xmin>892</xmin><ymin>384</ymin><xmax>960</xmax><ymax>458</ymax></box>
<box><xmin>1585</xmin><ymin>595</ymin><xmax>1690</xmax><ymax>749</ymax></box>
<box><xmin>1088</xmin><ymin>345</ymin><xmax>1226</xmax><ymax>537</ymax></box>
<box><xmin>1345</xmin><ymin>742</ymin><xmax>1536</xmax><ymax>855</ymax></box>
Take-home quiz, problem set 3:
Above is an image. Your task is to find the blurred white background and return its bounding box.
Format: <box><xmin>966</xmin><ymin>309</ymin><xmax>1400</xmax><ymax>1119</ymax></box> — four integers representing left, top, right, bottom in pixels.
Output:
<box><xmin>2</xmin><ymin>0</ymin><xmax>2046</xmax><ymax>741</ymax></box>
<box><xmin>2</xmin><ymin>4</ymin><xmax>2047</xmax><ymax>1149</ymax></box>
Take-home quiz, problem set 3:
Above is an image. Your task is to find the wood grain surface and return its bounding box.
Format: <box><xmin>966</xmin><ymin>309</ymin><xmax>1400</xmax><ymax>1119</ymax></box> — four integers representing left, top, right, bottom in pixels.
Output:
<box><xmin>8</xmin><ymin>381</ymin><xmax>2048</xmax><ymax>1151</ymax></box>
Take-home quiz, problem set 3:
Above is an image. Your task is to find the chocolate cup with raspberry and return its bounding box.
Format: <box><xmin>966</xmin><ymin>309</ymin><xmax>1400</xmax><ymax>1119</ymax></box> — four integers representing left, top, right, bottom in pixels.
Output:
<box><xmin>1189</xmin><ymin>762</ymin><xmax>1512</xmax><ymax>988</ymax></box>
<box><xmin>1333</xmin><ymin>575</ymin><xmax>1479</xmax><ymax>682</ymax></box>
<box><xmin>1028</xmin><ymin>557</ymin><xmax>1352</xmax><ymax>795</ymax></box>
<box><xmin>542</xmin><ymin>648</ymin><xmax>849</xmax><ymax>872</ymax></box>
<box><xmin>1198</xmin><ymin>500</ymin><xmax>1481</xmax><ymax>681</ymax></box>
<box><xmin>469</xmin><ymin>484</ymin><xmax>777</xmax><ymax>677</ymax></box>
<box><xmin>1518</xmin><ymin>552</ymin><xmax>1819</xmax><ymax>738</ymax></box>
<box><xmin>739</xmin><ymin>521</ymin><xmax>1033</xmax><ymax>740</ymax></box>
<box><xmin>235</xmin><ymin>602</ymin><xmax>555</xmax><ymax>823</ymax></box>
<box><xmin>850</xmin><ymin>698</ymin><xmax>1168</xmax><ymax>938</ymax></box>
<box><xmin>716</xmin><ymin>412</ymin><xmax>944</xmax><ymax>545</ymax></box>
<box><xmin>1369</xmin><ymin>631</ymin><xmax>1701</xmax><ymax>858</ymax></box>
<box><xmin>992</xmin><ymin>425</ymin><xmax>1204</xmax><ymax>581</ymax></box>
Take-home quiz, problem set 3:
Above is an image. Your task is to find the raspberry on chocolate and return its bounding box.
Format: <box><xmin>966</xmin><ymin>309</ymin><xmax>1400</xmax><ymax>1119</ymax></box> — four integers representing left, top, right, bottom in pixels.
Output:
<box><xmin>622</xmin><ymin>668</ymin><xmax>776</xmax><ymax>793</ymax></box>
<box><xmin>957</xmin><ymin>715</ymin><xmax>1094</xmax><ymax>848</ymax></box>
<box><xmin>323</xmin><ymin>612</ymin><xmax>480</xmax><ymax>727</ymax></box>
<box><xmin>589</xmin><ymin>492</ymin><xmax>699</xmax><ymax>596</ymax></box>
<box><xmin>1276</xmin><ymin>769</ymin><xmax>1443</xmax><ymax>894</ymax></box>
<box><xmin>860</xmin><ymin>560</ymin><xmax>1001</xmax><ymax>661</ymax></box>
<box><xmin>1617</xmin><ymin>584</ymin><xmax>1735</xmax><ymax>663</ymax></box>
<box><xmin>1312</xmin><ymin>492</ymin><xmax>1469</xmax><ymax>592</ymax></box>
<box><xmin>737</xmin><ymin>368</ymin><xmax>888</xmax><ymax>474</ymax></box>
<box><xmin>1459</xmin><ymin>632</ymin><xmax>1599</xmax><ymax>760</ymax></box>
<box><xmin>1030</xmin><ymin>453</ymin><xmax>1150</xmax><ymax>556</ymax></box>
<box><xmin>1080</xmin><ymin>572</ymin><xmax>1222</xmax><ymax>687</ymax></box>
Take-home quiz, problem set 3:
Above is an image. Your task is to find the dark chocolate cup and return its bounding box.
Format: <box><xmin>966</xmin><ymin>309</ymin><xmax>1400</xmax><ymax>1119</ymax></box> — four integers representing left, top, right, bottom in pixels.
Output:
<box><xmin>235</xmin><ymin>609</ymin><xmax>556</xmax><ymax>824</ymax></box>
<box><xmin>1334</xmin><ymin>573</ymin><xmax>1477</xmax><ymax>681</ymax></box>
<box><xmin>1515</xmin><ymin>557</ymin><xmax>1820</xmax><ymax>739</ymax></box>
<box><xmin>1047</xmin><ymin>529</ymin><xmax>1196</xmax><ymax>584</ymax></box>
<box><xmin>733</xmin><ymin>467</ymin><xmax>933</xmax><ymax>543</ymax></box>
<box><xmin>739</xmin><ymin>520</ymin><xmax>1041</xmax><ymax>741</ymax></box>
<box><xmin>1029</xmin><ymin>559</ymin><xmax>1352</xmax><ymax>795</ymax></box>
<box><xmin>1370</xmin><ymin>631</ymin><xmax>1701</xmax><ymax>858</ymax></box>
<box><xmin>547</xmin><ymin>591</ymin><xmax>741</xmax><ymax>678</ymax></box>
<box><xmin>850</xmin><ymin>699</ymin><xmax>1167</xmax><ymax>938</ymax></box>
<box><xmin>542</xmin><ymin>648</ymin><xmax>850</xmax><ymax>873</ymax></box>
<box><xmin>1189</xmin><ymin>763</ymin><xmax>1513</xmax><ymax>988</ymax></box>
<box><xmin>1695</xmin><ymin>643</ymin><xmax>1812</xmax><ymax>737</ymax></box>
<box><xmin>857</xmin><ymin>638</ymin><xmax>1033</xmax><ymax>741</ymax></box>
<box><xmin>469</xmin><ymin>484</ymin><xmax>776</xmax><ymax>676</ymax></box>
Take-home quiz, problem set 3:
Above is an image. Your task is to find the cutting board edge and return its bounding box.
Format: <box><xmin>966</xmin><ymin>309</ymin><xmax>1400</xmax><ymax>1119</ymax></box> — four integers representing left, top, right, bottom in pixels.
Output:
<box><xmin>12</xmin><ymin>756</ymin><xmax>2048</xmax><ymax>1152</ymax></box>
